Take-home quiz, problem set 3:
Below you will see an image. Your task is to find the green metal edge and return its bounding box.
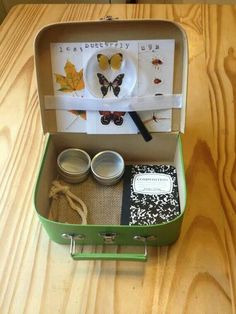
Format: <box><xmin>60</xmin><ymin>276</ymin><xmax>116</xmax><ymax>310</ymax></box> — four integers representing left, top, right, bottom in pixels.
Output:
<box><xmin>178</xmin><ymin>134</ymin><xmax>187</xmax><ymax>210</ymax></box>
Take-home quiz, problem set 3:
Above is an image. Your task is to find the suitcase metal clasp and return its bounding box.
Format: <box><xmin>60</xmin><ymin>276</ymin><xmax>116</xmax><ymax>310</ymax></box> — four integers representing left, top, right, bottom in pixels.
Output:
<box><xmin>98</xmin><ymin>232</ymin><xmax>117</xmax><ymax>244</ymax></box>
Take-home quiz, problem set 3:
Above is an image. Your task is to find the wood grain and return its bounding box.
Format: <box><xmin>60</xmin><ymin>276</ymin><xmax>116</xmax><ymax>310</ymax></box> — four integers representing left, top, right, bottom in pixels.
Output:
<box><xmin>0</xmin><ymin>4</ymin><xmax>235</xmax><ymax>313</ymax></box>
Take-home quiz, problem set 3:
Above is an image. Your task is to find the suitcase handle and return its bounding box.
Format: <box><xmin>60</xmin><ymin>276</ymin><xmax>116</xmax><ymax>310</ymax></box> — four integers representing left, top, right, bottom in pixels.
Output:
<box><xmin>61</xmin><ymin>234</ymin><xmax>156</xmax><ymax>262</ymax></box>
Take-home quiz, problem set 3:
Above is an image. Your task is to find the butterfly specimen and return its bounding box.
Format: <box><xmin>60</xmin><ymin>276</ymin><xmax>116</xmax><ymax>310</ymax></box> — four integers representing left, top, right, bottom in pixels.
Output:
<box><xmin>97</xmin><ymin>53</ymin><xmax>123</xmax><ymax>71</ymax></box>
<box><xmin>97</xmin><ymin>73</ymin><xmax>125</xmax><ymax>97</ymax></box>
<box><xmin>99</xmin><ymin>111</ymin><xmax>125</xmax><ymax>125</ymax></box>
<box><xmin>151</xmin><ymin>57</ymin><xmax>163</xmax><ymax>69</ymax></box>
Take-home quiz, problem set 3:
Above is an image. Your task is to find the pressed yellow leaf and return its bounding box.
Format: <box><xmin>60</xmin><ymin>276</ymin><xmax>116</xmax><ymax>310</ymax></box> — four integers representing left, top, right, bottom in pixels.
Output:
<box><xmin>71</xmin><ymin>69</ymin><xmax>84</xmax><ymax>90</ymax></box>
<box><xmin>55</xmin><ymin>74</ymin><xmax>74</xmax><ymax>92</ymax></box>
<box><xmin>64</xmin><ymin>61</ymin><xmax>84</xmax><ymax>91</ymax></box>
<box><xmin>55</xmin><ymin>61</ymin><xmax>84</xmax><ymax>92</ymax></box>
<box><xmin>69</xmin><ymin>110</ymin><xmax>87</xmax><ymax>120</ymax></box>
<box><xmin>55</xmin><ymin>74</ymin><xmax>66</xmax><ymax>84</ymax></box>
<box><xmin>64</xmin><ymin>61</ymin><xmax>76</xmax><ymax>75</ymax></box>
<box><xmin>79</xmin><ymin>110</ymin><xmax>86</xmax><ymax>120</ymax></box>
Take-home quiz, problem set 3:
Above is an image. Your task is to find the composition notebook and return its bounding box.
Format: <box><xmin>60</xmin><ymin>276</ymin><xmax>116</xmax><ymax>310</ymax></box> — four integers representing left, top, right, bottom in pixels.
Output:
<box><xmin>121</xmin><ymin>165</ymin><xmax>181</xmax><ymax>225</ymax></box>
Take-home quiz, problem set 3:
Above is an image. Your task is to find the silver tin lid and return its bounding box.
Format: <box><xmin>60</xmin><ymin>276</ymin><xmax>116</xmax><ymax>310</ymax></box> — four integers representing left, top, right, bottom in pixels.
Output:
<box><xmin>91</xmin><ymin>150</ymin><xmax>125</xmax><ymax>185</ymax></box>
<box><xmin>57</xmin><ymin>148</ymin><xmax>91</xmax><ymax>183</ymax></box>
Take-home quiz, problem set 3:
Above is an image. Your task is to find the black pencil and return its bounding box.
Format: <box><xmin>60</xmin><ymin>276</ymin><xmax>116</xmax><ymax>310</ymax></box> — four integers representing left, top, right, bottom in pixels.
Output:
<box><xmin>129</xmin><ymin>111</ymin><xmax>152</xmax><ymax>142</ymax></box>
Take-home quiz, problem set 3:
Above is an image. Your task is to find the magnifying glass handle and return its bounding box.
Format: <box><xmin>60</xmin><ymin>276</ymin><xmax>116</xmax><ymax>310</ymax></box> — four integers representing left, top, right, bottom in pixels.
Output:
<box><xmin>129</xmin><ymin>111</ymin><xmax>152</xmax><ymax>142</ymax></box>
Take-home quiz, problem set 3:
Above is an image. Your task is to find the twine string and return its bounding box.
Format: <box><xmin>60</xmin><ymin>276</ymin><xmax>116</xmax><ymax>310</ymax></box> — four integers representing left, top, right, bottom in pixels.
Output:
<box><xmin>49</xmin><ymin>180</ymin><xmax>87</xmax><ymax>224</ymax></box>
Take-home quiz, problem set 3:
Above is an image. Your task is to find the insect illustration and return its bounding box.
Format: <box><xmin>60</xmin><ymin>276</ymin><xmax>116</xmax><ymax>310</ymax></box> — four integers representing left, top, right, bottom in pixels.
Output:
<box><xmin>97</xmin><ymin>73</ymin><xmax>125</xmax><ymax>97</ymax></box>
<box><xmin>151</xmin><ymin>57</ymin><xmax>163</xmax><ymax>69</ymax></box>
<box><xmin>99</xmin><ymin>111</ymin><xmax>125</xmax><ymax>126</ymax></box>
<box><xmin>97</xmin><ymin>53</ymin><xmax>123</xmax><ymax>71</ymax></box>
<box><xmin>143</xmin><ymin>113</ymin><xmax>169</xmax><ymax>124</ymax></box>
<box><xmin>154</xmin><ymin>78</ymin><xmax>162</xmax><ymax>85</ymax></box>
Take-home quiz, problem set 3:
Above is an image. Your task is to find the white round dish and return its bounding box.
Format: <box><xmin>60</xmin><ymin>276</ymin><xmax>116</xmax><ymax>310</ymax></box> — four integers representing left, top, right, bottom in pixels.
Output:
<box><xmin>84</xmin><ymin>48</ymin><xmax>137</xmax><ymax>99</ymax></box>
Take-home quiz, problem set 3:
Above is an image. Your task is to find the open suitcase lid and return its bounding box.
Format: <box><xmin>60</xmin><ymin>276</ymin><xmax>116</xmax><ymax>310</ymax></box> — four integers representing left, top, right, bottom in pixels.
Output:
<box><xmin>34</xmin><ymin>19</ymin><xmax>188</xmax><ymax>135</ymax></box>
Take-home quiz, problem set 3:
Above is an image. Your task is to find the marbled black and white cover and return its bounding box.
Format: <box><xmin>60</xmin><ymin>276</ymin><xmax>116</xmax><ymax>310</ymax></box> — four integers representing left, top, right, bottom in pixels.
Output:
<box><xmin>121</xmin><ymin>165</ymin><xmax>180</xmax><ymax>225</ymax></box>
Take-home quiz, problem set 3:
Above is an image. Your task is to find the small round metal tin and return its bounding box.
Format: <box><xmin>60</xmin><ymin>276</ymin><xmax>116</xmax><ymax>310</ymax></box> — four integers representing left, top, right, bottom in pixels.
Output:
<box><xmin>91</xmin><ymin>151</ymin><xmax>125</xmax><ymax>186</ymax></box>
<box><xmin>57</xmin><ymin>148</ymin><xmax>91</xmax><ymax>183</ymax></box>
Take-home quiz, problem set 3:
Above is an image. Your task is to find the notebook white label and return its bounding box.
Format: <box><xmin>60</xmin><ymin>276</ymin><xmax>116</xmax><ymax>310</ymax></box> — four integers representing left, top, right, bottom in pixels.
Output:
<box><xmin>133</xmin><ymin>173</ymin><xmax>173</xmax><ymax>195</ymax></box>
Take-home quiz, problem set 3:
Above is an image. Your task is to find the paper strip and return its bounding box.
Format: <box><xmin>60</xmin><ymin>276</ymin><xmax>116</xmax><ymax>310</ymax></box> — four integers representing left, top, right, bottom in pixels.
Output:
<box><xmin>44</xmin><ymin>94</ymin><xmax>183</xmax><ymax>112</ymax></box>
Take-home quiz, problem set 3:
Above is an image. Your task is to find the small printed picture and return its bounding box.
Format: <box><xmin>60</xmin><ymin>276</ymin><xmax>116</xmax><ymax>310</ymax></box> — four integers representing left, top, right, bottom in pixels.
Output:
<box><xmin>138</xmin><ymin>39</ymin><xmax>175</xmax><ymax>96</ymax></box>
<box><xmin>50</xmin><ymin>43</ymin><xmax>86</xmax><ymax>132</ymax></box>
<box><xmin>139</xmin><ymin>109</ymin><xmax>172</xmax><ymax>132</ymax></box>
<box><xmin>137</xmin><ymin>40</ymin><xmax>175</xmax><ymax>132</ymax></box>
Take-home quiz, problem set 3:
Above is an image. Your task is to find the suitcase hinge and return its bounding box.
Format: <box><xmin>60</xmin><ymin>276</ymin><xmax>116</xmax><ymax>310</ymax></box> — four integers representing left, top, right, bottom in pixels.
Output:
<box><xmin>100</xmin><ymin>16</ymin><xmax>118</xmax><ymax>21</ymax></box>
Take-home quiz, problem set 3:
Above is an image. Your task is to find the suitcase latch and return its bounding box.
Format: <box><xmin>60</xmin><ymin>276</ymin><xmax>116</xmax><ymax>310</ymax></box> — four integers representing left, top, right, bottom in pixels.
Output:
<box><xmin>98</xmin><ymin>232</ymin><xmax>117</xmax><ymax>244</ymax></box>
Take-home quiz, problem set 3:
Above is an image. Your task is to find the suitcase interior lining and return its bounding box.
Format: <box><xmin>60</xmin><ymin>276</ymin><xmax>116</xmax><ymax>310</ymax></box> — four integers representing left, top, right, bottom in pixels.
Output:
<box><xmin>35</xmin><ymin>20</ymin><xmax>187</xmax><ymax>134</ymax></box>
<box><xmin>35</xmin><ymin>133</ymin><xmax>185</xmax><ymax>225</ymax></box>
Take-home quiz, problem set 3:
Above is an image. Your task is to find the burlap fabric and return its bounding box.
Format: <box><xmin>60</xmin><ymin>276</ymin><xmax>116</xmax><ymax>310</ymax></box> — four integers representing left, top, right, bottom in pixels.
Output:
<box><xmin>49</xmin><ymin>175</ymin><xmax>123</xmax><ymax>225</ymax></box>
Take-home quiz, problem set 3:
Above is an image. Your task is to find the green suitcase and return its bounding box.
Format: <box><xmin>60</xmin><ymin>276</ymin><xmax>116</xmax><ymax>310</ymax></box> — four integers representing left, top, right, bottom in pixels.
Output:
<box><xmin>34</xmin><ymin>19</ymin><xmax>188</xmax><ymax>261</ymax></box>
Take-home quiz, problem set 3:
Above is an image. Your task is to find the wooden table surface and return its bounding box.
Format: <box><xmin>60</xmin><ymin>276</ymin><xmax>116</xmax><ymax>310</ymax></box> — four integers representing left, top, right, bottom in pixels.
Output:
<box><xmin>0</xmin><ymin>3</ymin><xmax>236</xmax><ymax>313</ymax></box>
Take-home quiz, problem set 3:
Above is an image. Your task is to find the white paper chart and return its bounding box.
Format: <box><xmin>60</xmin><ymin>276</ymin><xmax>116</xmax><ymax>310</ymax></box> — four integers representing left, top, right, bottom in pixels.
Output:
<box><xmin>138</xmin><ymin>40</ymin><xmax>175</xmax><ymax>132</ymax></box>
<box><xmin>50</xmin><ymin>39</ymin><xmax>175</xmax><ymax>134</ymax></box>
